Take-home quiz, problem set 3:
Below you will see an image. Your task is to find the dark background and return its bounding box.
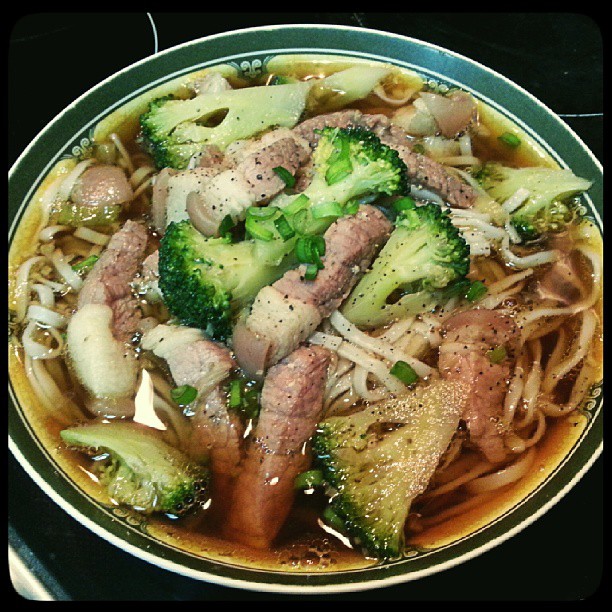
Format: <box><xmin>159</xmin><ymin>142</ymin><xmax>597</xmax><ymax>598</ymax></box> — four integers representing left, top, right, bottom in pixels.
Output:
<box><xmin>8</xmin><ymin>12</ymin><xmax>603</xmax><ymax>602</ymax></box>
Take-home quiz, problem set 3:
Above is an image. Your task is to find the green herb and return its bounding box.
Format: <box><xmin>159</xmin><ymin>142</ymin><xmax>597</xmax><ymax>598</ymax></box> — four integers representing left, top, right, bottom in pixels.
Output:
<box><xmin>228</xmin><ymin>379</ymin><xmax>242</xmax><ymax>409</ymax></box>
<box><xmin>283</xmin><ymin>194</ymin><xmax>310</xmax><ymax>216</ymax></box>
<box><xmin>274</xmin><ymin>214</ymin><xmax>295</xmax><ymax>241</ymax></box>
<box><xmin>71</xmin><ymin>255</ymin><xmax>99</xmax><ymax>274</ymax></box>
<box><xmin>390</xmin><ymin>360</ymin><xmax>419</xmax><ymax>385</ymax></box>
<box><xmin>498</xmin><ymin>132</ymin><xmax>521</xmax><ymax>148</ymax></box>
<box><xmin>245</xmin><ymin>216</ymin><xmax>274</xmax><ymax>241</ymax></box>
<box><xmin>325</xmin><ymin>134</ymin><xmax>353</xmax><ymax>185</ymax></box>
<box><xmin>170</xmin><ymin>384</ymin><xmax>198</xmax><ymax>405</ymax></box>
<box><xmin>273</xmin><ymin>165</ymin><xmax>296</xmax><ymax>188</ymax></box>
<box><xmin>344</xmin><ymin>199</ymin><xmax>360</xmax><ymax>215</ymax></box>
<box><xmin>246</xmin><ymin>205</ymin><xmax>278</xmax><ymax>220</ymax></box>
<box><xmin>311</xmin><ymin>201</ymin><xmax>344</xmax><ymax>220</ymax></box>
<box><xmin>304</xmin><ymin>263</ymin><xmax>319</xmax><ymax>281</ymax></box>
<box><xmin>294</xmin><ymin>469</ymin><xmax>325</xmax><ymax>490</ymax></box>
<box><xmin>465</xmin><ymin>280</ymin><xmax>488</xmax><ymax>302</ymax></box>
<box><xmin>486</xmin><ymin>345</ymin><xmax>507</xmax><ymax>364</ymax></box>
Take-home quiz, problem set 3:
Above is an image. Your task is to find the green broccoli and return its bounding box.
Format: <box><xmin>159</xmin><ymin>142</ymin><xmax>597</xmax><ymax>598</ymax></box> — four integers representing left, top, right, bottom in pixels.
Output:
<box><xmin>312</xmin><ymin>380</ymin><xmax>465</xmax><ymax>559</ymax></box>
<box><xmin>271</xmin><ymin>126</ymin><xmax>408</xmax><ymax>235</ymax></box>
<box><xmin>341</xmin><ymin>199</ymin><xmax>470</xmax><ymax>328</ymax></box>
<box><xmin>158</xmin><ymin>220</ymin><xmax>297</xmax><ymax>340</ymax></box>
<box><xmin>139</xmin><ymin>82</ymin><xmax>312</xmax><ymax>170</ymax></box>
<box><xmin>481</xmin><ymin>164</ymin><xmax>592</xmax><ymax>241</ymax></box>
<box><xmin>60</xmin><ymin>421</ymin><xmax>208</xmax><ymax>515</ymax></box>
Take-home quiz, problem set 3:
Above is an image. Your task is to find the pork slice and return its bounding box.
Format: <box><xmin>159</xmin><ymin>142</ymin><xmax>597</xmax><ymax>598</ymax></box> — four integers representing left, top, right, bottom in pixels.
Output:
<box><xmin>293</xmin><ymin>110</ymin><xmax>477</xmax><ymax>207</ymax></box>
<box><xmin>71</xmin><ymin>164</ymin><xmax>134</xmax><ymax>208</ymax></box>
<box><xmin>77</xmin><ymin>220</ymin><xmax>148</xmax><ymax>341</ymax></box>
<box><xmin>234</xmin><ymin>205</ymin><xmax>392</xmax><ymax>375</ymax></box>
<box><xmin>439</xmin><ymin>309</ymin><xmax>518</xmax><ymax>463</ymax></box>
<box><xmin>223</xmin><ymin>345</ymin><xmax>330</xmax><ymax>549</ymax></box>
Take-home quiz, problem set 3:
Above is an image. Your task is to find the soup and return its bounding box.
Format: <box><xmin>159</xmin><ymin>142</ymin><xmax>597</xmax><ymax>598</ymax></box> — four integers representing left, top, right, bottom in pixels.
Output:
<box><xmin>8</xmin><ymin>56</ymin><xmax>603</xmax><ymax>571</ymax></box>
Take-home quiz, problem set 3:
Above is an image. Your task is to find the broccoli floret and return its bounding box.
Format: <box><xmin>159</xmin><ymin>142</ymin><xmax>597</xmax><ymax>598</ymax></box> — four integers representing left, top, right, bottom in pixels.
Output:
<box><xmin>158</xmin><ymin>220</ymin><xmax>296</xmax><ymax>340</ymax></box>
<box><xmin>341</xmin><ymin>199</ymin><xmax>469</xmax><ymax>328</ymax></box>
<box><xmin>272</xmin><ymin>126</ymin><xmax>408</xmax><ymax>232</ymax></box>
<box><xmin>140</xmin><ymin>82</ymin><xmax>312</xmax><ymax>170</ymax></box>
<box><xmin>60</xmin><ymin>422</ymin><xmax>208</xmax><ymax>515</ymax></box>
<box><xmin>312</xmin><ymin>380</ymin><xmax>465</xmax><ymax>559</ymax></box>
<box><xmin>482</xmin><ymin>164</ymin><xmax>592</xmax><ymax>241</ymax></box>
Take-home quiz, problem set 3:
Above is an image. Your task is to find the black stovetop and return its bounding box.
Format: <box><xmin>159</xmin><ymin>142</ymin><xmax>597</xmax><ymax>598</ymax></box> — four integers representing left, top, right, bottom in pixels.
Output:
<box><xmin>8</xmin><ymin>12</ymin><xmax>602</xmax><ymax>602</ymax></box>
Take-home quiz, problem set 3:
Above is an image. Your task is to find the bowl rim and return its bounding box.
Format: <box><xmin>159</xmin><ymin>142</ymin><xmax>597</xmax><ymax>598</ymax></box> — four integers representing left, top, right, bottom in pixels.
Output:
<box><xmin>8</xmin><ymin>23</ymin><xmax>603</xmax><ymax>594</ymax></box>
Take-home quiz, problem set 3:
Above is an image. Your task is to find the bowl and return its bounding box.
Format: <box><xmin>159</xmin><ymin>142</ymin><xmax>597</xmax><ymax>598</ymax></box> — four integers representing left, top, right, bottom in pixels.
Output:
<box><xmin>8</xmin><ymin>24</ymin><xmax>603</xmax><ymax>594</ymax></box>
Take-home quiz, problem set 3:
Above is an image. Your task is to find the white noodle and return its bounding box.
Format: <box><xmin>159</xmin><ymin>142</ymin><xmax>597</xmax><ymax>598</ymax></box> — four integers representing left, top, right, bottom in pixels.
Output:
<box><xmin>13</xmin><ymin>255</ymin><xmax>46</xmax><ymax>323</ymax></box>
<box><xmin>501</xmin><ymin>188</ymin><xmax>530</xmax><ymax>214</ymax></box>
<box><xmin>458</xmin><ymin>134</ymin><xmax>472</xmax><ymax>156</ymax></box>
<box><xmin>74</xmin><ymin>226</ymin><xmax>110</xmax><ymax>246</ymax></box>
<box><xmin>437</xmin><ymin>155</ymin><xmax>481</xmax><ymax>167</ymax></box>
<box><xmin>309</xmin><ymin>331</ymin><xmax>343</xmax><ymax>352</ymax></box>
<box><xmin>464</xmin><ymin>448</ymin><xmax>536</xmax><ymax>494</ymax></box>
<box><xmin>500</xmin><ymin>235</ymin><xmax>559</xmax><ymax>269</ymax></box>
<box><xmin>409</xmin><ymin>186</ymin><xmax>445</xmax><ymax>206</ymax></box>
<box><xmin>109</xmin><ymin>133</ymin><xmax>134</xmax><ymax>175</ymax></box>
<box><xmin>26</xmin><ymin>304</ymin><xmax>67</xmax><ymax>329</ymax></box>
<box><xmin>21</xmin><ymin>320</ymin><xmax>64</xmax><ymax>360</ymax></box>
<box><xmin>50</xmin><ymin>249</ymin><xmax>83</xmax><ymax>291</ymax></box>
<box><xmin>39</xmin><ymin>225</ymin><xmax>70</xmax><ymax>242</ymax></box>
<box><xmin>31</xmin><ymin>283</ymin><xmax>55</xmax><ymax>308</ymax></box>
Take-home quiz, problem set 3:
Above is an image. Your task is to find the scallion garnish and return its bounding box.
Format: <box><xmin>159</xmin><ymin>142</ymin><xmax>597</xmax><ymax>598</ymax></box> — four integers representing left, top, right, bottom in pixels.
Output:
<box><xmin>228</xmin><ymin>379</ymin><xmax>242</xmax><ymax>409</ymax></box>
<box><xmin>392</xmin><ymin>196</ymin><xmax>416</xmax><ymax>213</ymax></box>
<box><xmin>294</xmin><ymin>469</ymin><xmax>325</xmax><ymax>490</ymax></box>
<box><xmin>71</xmin><ymin>255</ymin><xmax>99</xmax><ymax>273</ymax></box>
<box><xmin>246</xmin><ymin>205</ymin><xmax>278</xmax><ymax>220</ymax></box>
<box><xmin>311</xmin><ymin>201</ymin><xmax>344</xmax><ymax>220</ymax></box>
<box><xmin>273</xmin><ymin>166</ymin><xmax>296</xmax><ymax>188</ymax></box>
<box><xmin>486</xmin><ymin>345</ymin><xmax>507</xmax><ymax>364</ymax></box>
<box><xmin>170</xmin><ymin>384</ymin><xmax>198</xmax><ymax>405</ymax></box>
<box><xmin>465</xmin><ymin>280</ymin><xmax>488</xmax><ymax>302</ymax></box>
<box><xmin>273</xmin><ymin>214</ymin><xmax>295</xmax><ymax>241</ymax></box>
<box><xmin>498</xmin><ymin>132</ymin><xmax>521</xmax><ymax>148</ymax></box>
<box><xmin>311</xmin><ymin>235</ymin><xmax>326</xmax><ymax>257</ymax></box>
<box><xmin>390</xmin><ymin>360</ymin><xmax>419</xmax><ymax>385</ymax></box>
<box><xmin>295</xmin><ymin>236</ymin><xmax>314</xmax><ymax>263</ymax></box>
<box><xmin>325</xmin><ymin>135</ymin><xmax>353</xmax><ymax>185</ymax></box>
<box><xmin>344</xmin><ymin>199</ymin><xmax>360</xmax><ymax>215</ymax></box>
<box><xmin>283</xmin><ymin>194</ymin><xmax>310</xmax><ymax>216</ymax></box>
<box><xmin>246</xmin><ymin>216</ymin><xmax>274</xmax><ymax>241</ymax></box>
<box><xmin>304</xmin><ymin>263</ymin><xmax>319</xmax><ymax>281</ymax></box>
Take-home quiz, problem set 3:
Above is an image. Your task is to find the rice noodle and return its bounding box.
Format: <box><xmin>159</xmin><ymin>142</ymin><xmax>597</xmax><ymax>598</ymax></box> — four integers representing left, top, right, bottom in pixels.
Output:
<box><xmin>372</xmin><ymin>84</ymin><xmax>414</xmax><ymax>106</ymax></box>
<box><xmin>21</xmin><ymin>320</ymin><xmax>64</xmax><ymax>360</ymax></box>
<box><xmin>437</xmin><ymin>155</ymin><xmax>481</xmax><ymax>167</ymax></box>
<box><xmin>74</xmin><ymin>226</ymin><xmax>111</xmax><ymax>246</ymax></box>
<box><xmin>13</xmin><ymin>255</ymin><xmax>46</xmax><ymax>323</ymax></box>
<box><xmin>422</xmin><ymin>460</ymin><xmax>493</xmax><ymax>499</ymax></box>
<box><xmin>39</xmin><ymin>225</ymin><xmax>70</xmax><ymax>243</ymax></box>
<box><xmin>464</xmin><ymin>448</ymin><xmax>536</xmax><ymax>494</ymax></box>
<box><xmin>458</xmin><ymin>134</ymin><xmax>472</xmax><ymax>157</ymax></box>
<box><xmin>50</xmin><ymin>249</ymin><xmax>83</xmax><ymax>291</ymax></box>
<box><xmin>500</xmin><ymin>235</ymin><xmax>559</xmax><ymax>269</ymax></box>
<box><xmin>37</xmin><ymin>176</ymin><xmax>64</xmax><ymax>233</ymax></box>
<box><xmin>109</xmin><ymin>133</ymin><xmax>134</xmax><ymax>175</ymax></box>
<box><xmin>501</xmin><ymin>188</ymin><xmax>530</xmax><ymax>214</ymax></box>
<box><xmin>26</xmin><ymin>304</ymin><xmax>67</xmax><ymax>329</ymax></box>
<box><xmin>409</xmin><ymin>186</ymin><xmax>445</xmax><ymax>206</ymax></box>
<box><xmin>129</xmin><ymin>165</ymin><xmax>156</xmax><ymax>188</ymax></box>
<box><xmin>31</xmin><ymin>283</ymin><xmax>55</xmax><ymax>309</ymax></box>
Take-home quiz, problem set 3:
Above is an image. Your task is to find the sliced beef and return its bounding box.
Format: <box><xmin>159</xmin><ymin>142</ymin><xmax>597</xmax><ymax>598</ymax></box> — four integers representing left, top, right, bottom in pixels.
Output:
<box><xmin>71</xmin><ymin>164</ymin><xmax>134</xmax><ymax>208</ymax></box>
<box><xmin>223</xmin><ymin>345</ymin><xmax>330</xmax><ymax>549</ymax></box>
<box><xmin>234</xmin><ymin>205</ymin><xmax>392</xmax><ymax>376</ymax></box>
<box><xmin>439</xmin><ymin>309</ymin><xmax>519</xmax><ymax>463</ymax></box>
<box><xmin>77</xmin><ymin>220</ymin><xmax>148</xmax><ymax>341</ymax></box>
<box><xmin>294</xmin><ymin>109</ymin><xmax>476</xmax><ymax>208</ymax></box>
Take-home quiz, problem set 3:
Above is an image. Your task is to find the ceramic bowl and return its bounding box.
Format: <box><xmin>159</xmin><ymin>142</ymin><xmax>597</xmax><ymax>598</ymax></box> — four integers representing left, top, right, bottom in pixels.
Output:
<box><xmin>8</xmin><ymin>24</ymin><xmax>603</xmax><ymax>593</ymax></box>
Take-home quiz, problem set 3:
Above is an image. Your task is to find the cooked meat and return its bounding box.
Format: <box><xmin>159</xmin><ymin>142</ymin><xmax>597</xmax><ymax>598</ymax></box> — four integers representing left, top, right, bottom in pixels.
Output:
<box><xmin>535</xmin><ymin>253</ymin><xmax>585</xmax><ymax>306</ymax></box>
<box><xmin>186</xmin><ymin>128</ymin><xmax>310</xmax><ymax>237</ymax></box>
<box><xmin>223</xmin><ymin>345</ymin><xmax>330</xmax><ymax>549</ymax></box>
<box><xmin>234</xmin><ymin>205</ymin><xmax>392</xmax><ymax>376</ymax></box>
<box><xmin>439</xmin><ymin>309</ymin><xmax>518</xmax><ymax>463</ymax></box>
<box><xmin>294</xmin><ymin>109</ymin><xmax>476</xmax><ymax>208</ymax></box>
<box><xmin>77</xmin><ymin>220</ymin><xmax>148</xmax><ymax>341</ymax></box>
<box><xmin>71</xmin><ymin>164</ymin><xmax>134</xmax><ymax>208</ymax></box>
<box><xmin>151</xmin><ymin>168</ymin><xmax>176</xmax><ymax>233</ymax></box>
<box><xmin>141</xmin><ymin>324</ymin><xmax>242</xmax><ymax>504</ymax></box>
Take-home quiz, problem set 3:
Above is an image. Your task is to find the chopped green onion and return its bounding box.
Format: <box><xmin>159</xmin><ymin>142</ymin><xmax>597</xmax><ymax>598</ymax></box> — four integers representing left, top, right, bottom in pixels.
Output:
<box><xmin>311</xmin><ymin>235</ymin><xmax>326</xmax><ymax>257</ymax></box>
<box><xmin>273</xmin><ymin>166</ymin><xmax>296</xmax><ymax>188</ymax></box>
<box><xmin>295</xmin><ymin>236</ymin><xmax>314</xmax><ymax>263</ymax></box>
<box><xmin>311</xmin><ymin>201</ymin><xmax>344</xmax><ymax>220</ymax></box>
<box><xmin>412</xmin><ymin>143</ymin><xmax>426</xmax><ymax>154</ymax></box>
<box><xmin>390</xmin><ymin>360</ymin><xmax>419</xmax><ymax>385</ymax></box>
<box><xmin>498</xmin><ymin>132</ymin><xmax>521</xmax><ymax>148</ymax></box>
<box><xmin>218</xmin><ymin>214</ymin><xmax>235</xmax><ymax>238</ymax></box>
<box><xmin>325</xmin><ymin>134</ymin><xmax>353</xmax><ymax>185</ymax></box>
<box><xmin>294</xmin><ymin>469</ymin><xmax>325</xmax><ymax>490</ymax></box>
<box><xmin>304</xmin><ymin>263</ymin><xmax>319</xmax><ymax>280</ymax></box>
<box><xmin>170</xmin><ymin>384</ymin><xmax>198</xmax><ymax>405</ymax></box>
<box><xmin>283</xmin><ymin>194</ymin><xmax>310</xmax><ymax>216</ymax></box>
<box><xmin>246</xmin><ymin>217</ymin><xmax>274</xmax><ymax>241</ymax></box>
<box><xmin>246</xmin><ymin>205</ymin><xmax>278</xmax><ymax>220</ymax></box>
<box><xmin>291</xmin><ymin>209</ymin><xmax>309</xmax><ymax>234</ymax></box>
<box><xmin>273</xmin><ymin>214</ymin><xmax>295</xmax><ymax>241</ymax></box>
<box><xmin>71</xmin><ymin>255</ymin><xmax>99</xmax><ymax>273</ymax></box>
<box><xmin>466</xmin><ymin>280</ymin><xmax>488</xmax><ymax>302</ymax></box>
<box><xmin>228</xmin><ymin>379</ymin><xmax>242</xmax><ymax>409</ymax></box>
<box><xmin>242</xmin><ymin>388</ymin><xmax>261</xmax><ymax>419</ymax></box>
<box><xmin>392</xmin><ymin>196</ymin><xmax>416</xmax><ymax>213</ymax></box>
<box><xmin>486</xmin><ymin>345</ymin><xmax>507</xmax><ymax>364</ymax></box>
